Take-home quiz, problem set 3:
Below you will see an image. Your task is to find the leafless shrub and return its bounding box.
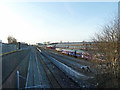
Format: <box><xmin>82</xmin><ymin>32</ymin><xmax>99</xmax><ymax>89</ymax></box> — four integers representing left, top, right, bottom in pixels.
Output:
<box><xmin>91</xmin><ymin>17</ymin><xmax>120</xmax><ymax>87</ymax></box>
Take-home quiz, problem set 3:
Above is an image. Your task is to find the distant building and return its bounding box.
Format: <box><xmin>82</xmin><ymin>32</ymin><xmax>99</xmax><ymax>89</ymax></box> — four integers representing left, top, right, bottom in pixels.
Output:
<box><xmin>46</xmin><ymin>45</ymin><xmax>56</xmax><ymax>49</ymax></box>
<box><xmin>36</xmin><ymin>43</ymin><xmax>43</xmax><ymax>45</ymax></box>
<box><xmin>55</xmin><ymin>42</ymin><xmax>95</xmax><ymax>50</ymax></box>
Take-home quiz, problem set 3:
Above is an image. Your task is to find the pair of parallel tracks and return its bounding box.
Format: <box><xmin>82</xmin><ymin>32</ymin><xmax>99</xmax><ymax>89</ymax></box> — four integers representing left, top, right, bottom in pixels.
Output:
<box><xmin>25</xmin><ymin>48</ymin><xmax>80</xmax><ymax>88</ymax></box>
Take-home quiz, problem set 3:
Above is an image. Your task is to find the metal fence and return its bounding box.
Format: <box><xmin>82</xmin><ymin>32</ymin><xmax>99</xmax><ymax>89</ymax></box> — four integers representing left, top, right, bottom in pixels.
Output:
<box><xmin>0</xmin><ymin>43</ymin><xmax>29</xmax><ymax>54</ymax></box>
<box><xmin>1</xmin><ymin>43</ymin><xmax>17</xmax><ymax>54</ymax></box>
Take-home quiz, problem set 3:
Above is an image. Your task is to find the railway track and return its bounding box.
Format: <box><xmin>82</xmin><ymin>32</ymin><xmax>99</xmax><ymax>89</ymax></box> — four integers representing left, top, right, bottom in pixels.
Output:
<box><xmin>2</xmin><ymin>46</ymin><xmax>96</xmax><ymax>89</ymax></box>
<box><xmin>44</xmin><ymin>49</ymin><xmax>94</xmax><ymax>77</ymax></box>
<box><xmin>38</xmin><ymin>48</ymin><xmax>96</xmax><ymax>87</ymax></box>
<box><xmin>25</xmin><ymin>48</ymin><xmax>51</xmax><ymax>89</ymax></box>
<box><xmin>25</xmin><ymin>47</ymin><xmax>80</xmax><ymax>88</ymax></box>
<box><xmin>36</xmin><ymin>49</ymin><xmax>80</xmax><ymax>88</ymax></box>
<box><xmin>36</xmin><ymin>51</ymin><xmax>62</xmax><ymax>88</ymax></box>
<box><xmin>43</xmin><ymin>50</ymin><xmax>94</xmax><ymax>75</ymax></box>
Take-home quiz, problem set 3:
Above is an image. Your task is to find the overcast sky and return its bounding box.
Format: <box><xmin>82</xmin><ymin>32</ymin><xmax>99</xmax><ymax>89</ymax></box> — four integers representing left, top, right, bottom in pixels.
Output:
<box><xmin>0</xmin><ymin>1</ymin><xmax>118</xmax><ymax>44</ymax></box>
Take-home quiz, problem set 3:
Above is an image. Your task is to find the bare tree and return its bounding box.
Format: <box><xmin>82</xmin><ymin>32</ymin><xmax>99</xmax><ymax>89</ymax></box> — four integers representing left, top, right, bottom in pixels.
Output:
<box><xmin>7</xmin><ymin>36</ymin><xmax>17</xmax><ymax>44</ymax></box>
<box><xmin>91</xmin><ymin>18</ymin><xmax>120</xmax><ymax>87</ymax></box>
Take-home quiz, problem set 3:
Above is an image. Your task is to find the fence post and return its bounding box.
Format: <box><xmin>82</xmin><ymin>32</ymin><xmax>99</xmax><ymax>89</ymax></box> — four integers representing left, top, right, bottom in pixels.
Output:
<box><xmin>17</xmin><ymin>71</ymin><xmax>19</xmax><ymax>89</ymax></box>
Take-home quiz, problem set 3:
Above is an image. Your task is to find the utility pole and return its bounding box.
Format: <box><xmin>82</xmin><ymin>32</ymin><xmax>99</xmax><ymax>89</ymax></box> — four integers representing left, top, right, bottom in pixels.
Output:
<box><xmin>16</xmin><ymin>71</ymin><xmax>19</xmax><ymax>89</ymax></box>
<box><xmin>18</xmin><ymin>42</ymin><xmax>20</xmax><ymax>49</ymax></box>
